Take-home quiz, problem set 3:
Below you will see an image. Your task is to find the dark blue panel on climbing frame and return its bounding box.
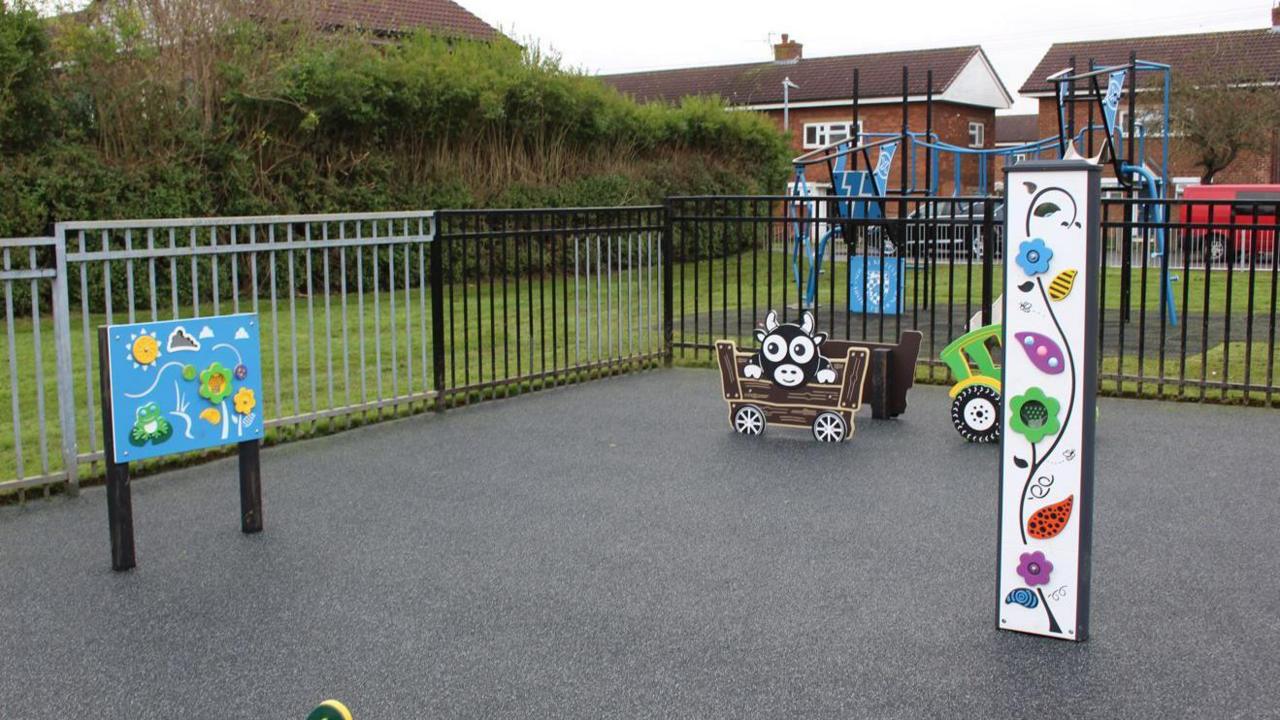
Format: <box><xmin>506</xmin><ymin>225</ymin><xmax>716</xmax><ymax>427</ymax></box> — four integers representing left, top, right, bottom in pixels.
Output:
<box><xmin>104</xmin><ymin>313</ymin><xmax>264</xmax><ymax>463</ymax></box>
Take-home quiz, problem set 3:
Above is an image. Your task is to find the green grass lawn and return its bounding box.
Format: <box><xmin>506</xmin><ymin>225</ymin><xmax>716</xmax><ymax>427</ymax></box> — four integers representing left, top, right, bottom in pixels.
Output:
<box><xmin>1099</xmin><ymin>341</ymin><xmax>1280</xmax><ymax>403</ymax></box>
<box><xmin>670</xmin><ymin>250</ymin><xmax>1274</xmax><ymax>329</ymax></box>
<box><xmin>3</xmin><ymin>248</ymin><xmax>1275</xmax><ymax>491</ymax></box>
<box><xmin>1</xmin><ymin>268</ymin><xmax>661</xmax><ymax>493</ymax></box>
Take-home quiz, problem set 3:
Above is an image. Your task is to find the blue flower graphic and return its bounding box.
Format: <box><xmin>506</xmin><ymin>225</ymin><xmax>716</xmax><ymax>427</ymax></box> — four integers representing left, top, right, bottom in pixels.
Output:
<box><xmin>1016</xmin><ymin>238</ymin><xmax>1053</xmax><ymax>276</ymax></box>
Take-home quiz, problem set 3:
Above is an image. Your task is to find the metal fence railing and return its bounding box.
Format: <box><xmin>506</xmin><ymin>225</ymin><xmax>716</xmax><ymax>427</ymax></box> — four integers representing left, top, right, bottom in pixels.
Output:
<box><xmin>1</xmin><ymin>237</ymin><xmax>74</xmax><ymax>494</ymax></box>
<box><xmin>2</xmin><ymin>198</ymin><xmax>1275</xmax><ymax>495</ymax></box>
<box><xmin>1</xmin><ymin>207</ymin><xmax>667</xmax><ymax>496</ymax></box>
<box><xmin>668</xmin><ymin>194</ymin><xmax>1280</xmax><ymax>406</ymax></box>
<box><xmin>433</xmin><ymin>207</ymin><xmax>665</xmax><ymax>401</ymax></box>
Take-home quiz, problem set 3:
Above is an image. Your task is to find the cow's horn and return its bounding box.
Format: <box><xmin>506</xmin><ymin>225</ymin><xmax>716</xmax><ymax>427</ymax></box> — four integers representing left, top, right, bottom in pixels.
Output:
<box><xmin>801</xmin><ymin>311</ymin><xmax>814</xmax><ymax>335</ymax></box>
<box><xmin>764</xmin><ymin>310</ymin><xmax>779</xmax><ymax>331</ymax></box>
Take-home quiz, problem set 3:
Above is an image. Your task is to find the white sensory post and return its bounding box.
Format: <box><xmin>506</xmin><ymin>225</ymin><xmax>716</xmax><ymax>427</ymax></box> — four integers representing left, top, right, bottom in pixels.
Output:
<box><xmin>997</xmin><ymin>157</ymin><xmax>1100</xmax><ymax>641</ymax></box>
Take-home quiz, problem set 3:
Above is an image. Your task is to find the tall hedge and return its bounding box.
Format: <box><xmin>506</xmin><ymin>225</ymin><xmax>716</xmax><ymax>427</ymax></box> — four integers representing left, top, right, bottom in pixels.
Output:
<box><xmin>0</xmin><ymin>1</ymin><xmax>790</xmax><ymax>237</ymax></box>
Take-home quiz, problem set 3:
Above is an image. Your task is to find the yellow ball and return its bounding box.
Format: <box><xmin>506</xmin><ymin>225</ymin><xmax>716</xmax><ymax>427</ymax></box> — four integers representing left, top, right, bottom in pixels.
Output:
<box><xmin>307</xmin><ymin>700</ymin><xmax>353</xmax><ymax>720</ymax></box>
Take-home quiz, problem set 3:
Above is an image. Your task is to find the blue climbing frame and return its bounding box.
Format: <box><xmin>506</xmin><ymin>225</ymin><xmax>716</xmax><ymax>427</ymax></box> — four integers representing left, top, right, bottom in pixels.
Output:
<box><xmin>787</xmin><ymin>59</ymin><xmax>1178</xmax><ymax>325</ymax></box>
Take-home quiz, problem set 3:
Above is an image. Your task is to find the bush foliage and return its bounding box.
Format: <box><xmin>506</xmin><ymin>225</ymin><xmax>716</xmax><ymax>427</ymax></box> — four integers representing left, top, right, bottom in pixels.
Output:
<box><xmin>0</xmin><ymin>0</ymin><xmax>790</xmax><ymax>236</ymax></box>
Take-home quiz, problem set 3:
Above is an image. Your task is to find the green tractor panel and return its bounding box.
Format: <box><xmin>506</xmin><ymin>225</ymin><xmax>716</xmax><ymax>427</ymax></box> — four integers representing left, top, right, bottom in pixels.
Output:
<box><xmin>939</xmin><ymin>324</ymin><xmax>1003</xmax><ymax>443</ymax></box>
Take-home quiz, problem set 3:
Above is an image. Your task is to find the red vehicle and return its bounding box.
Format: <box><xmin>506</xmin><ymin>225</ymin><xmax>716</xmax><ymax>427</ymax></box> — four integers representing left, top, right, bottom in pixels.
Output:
<box><xmin>1180</xmin><ymin>184</ymin><xmax>1279</xmax><ymax>264</ymax></box>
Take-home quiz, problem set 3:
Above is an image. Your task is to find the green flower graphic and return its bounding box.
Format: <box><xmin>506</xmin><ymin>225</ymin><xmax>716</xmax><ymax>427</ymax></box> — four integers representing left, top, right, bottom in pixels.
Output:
<box><xmin>198</xmin><ymin>362</ymin><xmax>235</xmax><ymax>404</ymax></box>
<box><xmin>1009</xmin><ymin>386</ymin><xmax>1061</xmax><ymax>444</ymax></box>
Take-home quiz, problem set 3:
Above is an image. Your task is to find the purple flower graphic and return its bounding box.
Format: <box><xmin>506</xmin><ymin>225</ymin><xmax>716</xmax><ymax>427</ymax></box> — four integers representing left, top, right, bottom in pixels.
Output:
<box><xmin>1016</xmin><ymin>550</ymin><xmax>1054</xmax><ymax>586</ymax></box>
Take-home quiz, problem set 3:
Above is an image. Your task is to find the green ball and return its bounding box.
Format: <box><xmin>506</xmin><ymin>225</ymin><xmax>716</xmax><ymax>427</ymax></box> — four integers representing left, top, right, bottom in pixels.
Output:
<box><xmin>182</xmin><ymin>364</ymin><xmax>197</xmax><ymax>381</ymax></box>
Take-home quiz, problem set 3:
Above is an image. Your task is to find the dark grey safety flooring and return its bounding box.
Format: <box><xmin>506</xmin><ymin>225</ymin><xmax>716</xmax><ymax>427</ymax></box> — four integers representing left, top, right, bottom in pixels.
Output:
<box><xmin>2</xmin><ymin>371</ymin><xmax>1279</xmax><ymax>719</ymax></box>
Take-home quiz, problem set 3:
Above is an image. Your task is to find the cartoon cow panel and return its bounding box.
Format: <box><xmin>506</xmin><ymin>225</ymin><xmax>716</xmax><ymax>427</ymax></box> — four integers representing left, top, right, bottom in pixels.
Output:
<box><xmin>743</xmin><ymin>310</ymin><xmax>836</xmax><ymax>387</ymax></box>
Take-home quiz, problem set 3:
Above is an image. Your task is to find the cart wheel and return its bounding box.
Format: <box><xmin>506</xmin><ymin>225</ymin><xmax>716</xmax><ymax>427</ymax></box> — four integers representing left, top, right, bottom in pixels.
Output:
<box><xmin>732</xmin><ymin>404</ymin><xmax>766</xmax><ymax>436</ymax></box>
<box><xmin>952</xmin><ymin>385</ymin><xmax>1000</xmax><ymax>443</ymax></box>
<box><xmin>812</xmin><ymin>412</ymin><xmax>848</xmax><ymax>442</ymax></box>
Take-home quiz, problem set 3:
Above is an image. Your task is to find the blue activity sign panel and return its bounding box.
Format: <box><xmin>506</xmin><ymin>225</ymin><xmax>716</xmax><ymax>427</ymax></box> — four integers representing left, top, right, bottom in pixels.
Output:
<box><xmin>104</xmin><ymin>313</ymin><xmax>265</xmax><ymax>463</ymax></box>
<box><xmin>848</xmin><ymin>256</ymin><xmax>903</xmax><ymax>315</ymax></box>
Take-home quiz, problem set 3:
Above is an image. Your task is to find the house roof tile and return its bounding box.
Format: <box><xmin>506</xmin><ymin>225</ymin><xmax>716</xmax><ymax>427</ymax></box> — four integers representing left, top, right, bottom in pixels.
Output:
<box><xmin>600</xmin><ymin>46</ymin><xmax>984</xmax><ymax>106</ymax></box>
<box><xmin>1019</xmin><ymin>28</ymin><xmax>1280</xmax><ymax>94</ymax></box>
<box><xmin>316</xmin><ymin>0</ymin><xmax>499</xmax><ymax>39</ymax></box>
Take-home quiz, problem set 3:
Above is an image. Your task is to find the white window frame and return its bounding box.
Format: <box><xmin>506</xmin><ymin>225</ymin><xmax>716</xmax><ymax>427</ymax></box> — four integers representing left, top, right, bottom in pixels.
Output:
<box><xmin>968</xmin><ymin>121</ymin><xmax>985</xmax><ymax>148</ymax></box>
<box><xmin>802</xmin><ymin>121</ymin><xmax>863</xmax><ymax>150</ymax></box>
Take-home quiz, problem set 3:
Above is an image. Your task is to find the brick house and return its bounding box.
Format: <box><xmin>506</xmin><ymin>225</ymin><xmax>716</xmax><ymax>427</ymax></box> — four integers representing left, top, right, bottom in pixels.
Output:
<box><xmin>600</xmin><ymin>37</ymin><xmax>1013</xmax><ymax>194</ymax></box>
<box><xmin>991</xmin><ymin>113</ymin><xmax>1043</xmax><ymax>178</ymax></box>
<box><xmin>1018</xmin><ymin>7</ymin><xmax>1280</xmax><ymax>191</ymax></box>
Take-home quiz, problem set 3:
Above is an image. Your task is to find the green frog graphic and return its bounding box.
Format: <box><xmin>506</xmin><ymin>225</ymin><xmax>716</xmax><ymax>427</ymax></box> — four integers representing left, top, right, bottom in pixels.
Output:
<box><xmin>128</xmin><ymin>402</ymin><xmax>173</xmax><ymax>447</ymax></box>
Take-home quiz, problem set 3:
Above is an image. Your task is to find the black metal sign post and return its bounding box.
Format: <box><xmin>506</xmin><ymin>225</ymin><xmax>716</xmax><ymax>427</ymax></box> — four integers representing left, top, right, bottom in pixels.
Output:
<box><xmin>97</xmin><ymin>325</ymin><xmax>264</xmax><ymax>571</ymax></box>
<box><xmin>238</xmin><ymin>439</ymin><xmax>263</xmax><ymax>533</ymax></box>
<box><xmin>97</xmin><ymin>326</ymin><xmax>136</xmax><ymax>571</ymax></box>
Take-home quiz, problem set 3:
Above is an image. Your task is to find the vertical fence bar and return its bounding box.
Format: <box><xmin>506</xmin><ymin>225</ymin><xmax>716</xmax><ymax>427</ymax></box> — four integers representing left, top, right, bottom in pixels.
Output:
<box><xmin>4</xmin><ymin>248</ymin><xmax>25</xmax><ymax>482</ymax></box>
<box><xmin>123</xmin><ymin>230</ymin><xmax>136</xmax><ymax>324</ymax></box>
<box><xmin>1223</xmin><ymin>205</ymin><xmax>1237</xmax><ymax>397</ymax></box>
<box><xmin>419</xmin><ymin>218</ymin><xmax>430</xmax><ymax>401</ymax></box>
<box><xmin>430</xmin><ymin>216</ymin><xmax>446</xmax><ymax>409</ymax></box>
<box><xmin>53</xmin><ymin>229</ymin><xmax>79</xmax><ymax>493</ymax></box>
<box><xmin>269</xmin><ymin>226</ymin><xmax>284</xmax><ymax>420</ymax></box>
<box><xmin>404</xmin><ymin>237</ymin><xmax>413</xmax><ymax>406</ymax></box>
<box><xmin>305</xmin><ymin>224</ymin><xmax>318</xmax><ymax>422</ymax></box>
<box><xmin>1243</xmin><ymin>211</ymin><xmax>1259</xmax><ymax>402</ymax></box>
<box><xmin>371</xmin><ymin>224</ymin><xmax>383</xmax><ymax>409</ymax></box>
<box><xmin>1266</xmin><ymin>212</ymin><xmax>1279</xmax><ymax>405</ymax></box>
<box><xmin>388</xmin><ymin>224</ymin><xmax>399</xmax><ymax>407</ymax></box>
<box><xmin>28</xmin><ymin>245</ymin><xmax>49</xmax><ymax>481</ymax></box>
<box><xmin>981</xmin><ymin>203</ymin><xmax>995</xmax><ymax>326</ymax></box>
<box><xmin>78</xmin><ymin>230</ymin><xmax>97</xmax><ymax>469</ymax></box>
<box><xmin>229</xmin><ymin>226</ymin><xmax>239</xmax><ymax>315</ymax></box>
<box><xmin>663</xmin><ymin>201</ymin><xmax>674</xmax><ymax>365</ymax></box>
<box><xmin>147</xmin><ymin>229</ymin><xmax>158</xmax><ymax>321</ymax></box>
<box><xmin>527</xmin><ymin>214</ymin><xmax>536</xmax><ymax>377</ymax></box>
<box><xmin>323</xmin><ymin>224</ymin><xmax>335</xmax><ymax>416</ymax></box>
<box><xmin>338</xmin><ymin>224</ymin><xmax>351</xmax><ymax>421</ymax></box>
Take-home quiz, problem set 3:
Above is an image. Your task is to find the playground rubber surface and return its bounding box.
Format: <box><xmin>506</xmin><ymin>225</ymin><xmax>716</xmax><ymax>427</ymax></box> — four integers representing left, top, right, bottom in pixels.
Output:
<box><xmin>2</xmin><ymin>371</ymin><xmax>1278</xmax><ymax>718</ymax></box>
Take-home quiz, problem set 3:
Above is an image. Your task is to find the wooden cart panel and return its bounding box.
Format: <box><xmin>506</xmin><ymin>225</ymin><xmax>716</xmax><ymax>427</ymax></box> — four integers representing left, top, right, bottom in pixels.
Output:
<box><xmin>716</xmin><ymin>341</ymin><xmax>870</xmax><ymax>412</ymax></box>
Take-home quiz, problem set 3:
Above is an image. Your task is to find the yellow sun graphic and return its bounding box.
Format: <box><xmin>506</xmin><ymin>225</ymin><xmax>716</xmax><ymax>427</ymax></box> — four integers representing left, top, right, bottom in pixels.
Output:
<box><xmin>125</xmin><ymin>329</ymin><xmax>162</xmax><ymax>370</ymax></box>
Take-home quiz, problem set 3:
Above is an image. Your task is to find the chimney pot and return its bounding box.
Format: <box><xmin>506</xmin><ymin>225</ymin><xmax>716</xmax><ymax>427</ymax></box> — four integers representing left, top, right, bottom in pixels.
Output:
<box><xmin>773</xmin><ymin>34</ymin><xmax>802</xmax><ymax>63</ymax></box>
<box><xmin>1272</xmin><ymin>3</ymin><xmax>1279</xmax><ymax>31</ymax></box>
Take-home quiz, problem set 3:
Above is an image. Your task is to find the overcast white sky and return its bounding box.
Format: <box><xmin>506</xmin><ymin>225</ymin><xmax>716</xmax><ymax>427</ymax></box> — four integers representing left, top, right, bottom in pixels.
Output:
<box><xmin>461</xmin><ymin>0</ymin><xmax>1275</xmax><ymax>113</ymax></box>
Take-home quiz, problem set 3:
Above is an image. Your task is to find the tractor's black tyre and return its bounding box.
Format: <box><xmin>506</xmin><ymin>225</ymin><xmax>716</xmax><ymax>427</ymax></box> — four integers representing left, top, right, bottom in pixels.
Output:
<box><xmin>951</xmin><ymin>385</ymin><xmax>1001</xmax><ymax>443</ymax></box>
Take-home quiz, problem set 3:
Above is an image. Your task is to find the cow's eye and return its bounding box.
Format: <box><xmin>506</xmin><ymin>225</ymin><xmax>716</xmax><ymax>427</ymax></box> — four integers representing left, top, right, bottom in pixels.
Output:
<box><xmin>790</xmin><ymin>337</ymin><xmax>814</xmax><ymax>363</ymax></box>
<box><xmin>763</xmin><ymin>337</ymin><xmax>786</xmax><ymax>361</ymax></box>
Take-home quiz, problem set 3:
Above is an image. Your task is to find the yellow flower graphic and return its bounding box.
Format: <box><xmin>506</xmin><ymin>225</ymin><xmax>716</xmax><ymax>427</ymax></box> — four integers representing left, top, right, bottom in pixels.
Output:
<box><xmin>233</xmin><ymin>387</ymin><xmax>256</xmax><ymax>415</ymax></box>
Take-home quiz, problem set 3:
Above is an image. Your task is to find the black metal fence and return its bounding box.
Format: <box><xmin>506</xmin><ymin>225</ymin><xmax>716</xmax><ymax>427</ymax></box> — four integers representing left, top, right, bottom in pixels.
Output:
<box><xmin>666</xmin><ymin>194</ymin><xmax>1280</xmax><ymax>406</ymax></box>
<box><xmin>4</xmin><ymin>197</ymin><xmax>1275</xmax><ymax>494</ymax></box>
<box><xmin>432</xmin><ymin>207</ymin><xmax>666</xmax><ymax>405</ymax></box>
